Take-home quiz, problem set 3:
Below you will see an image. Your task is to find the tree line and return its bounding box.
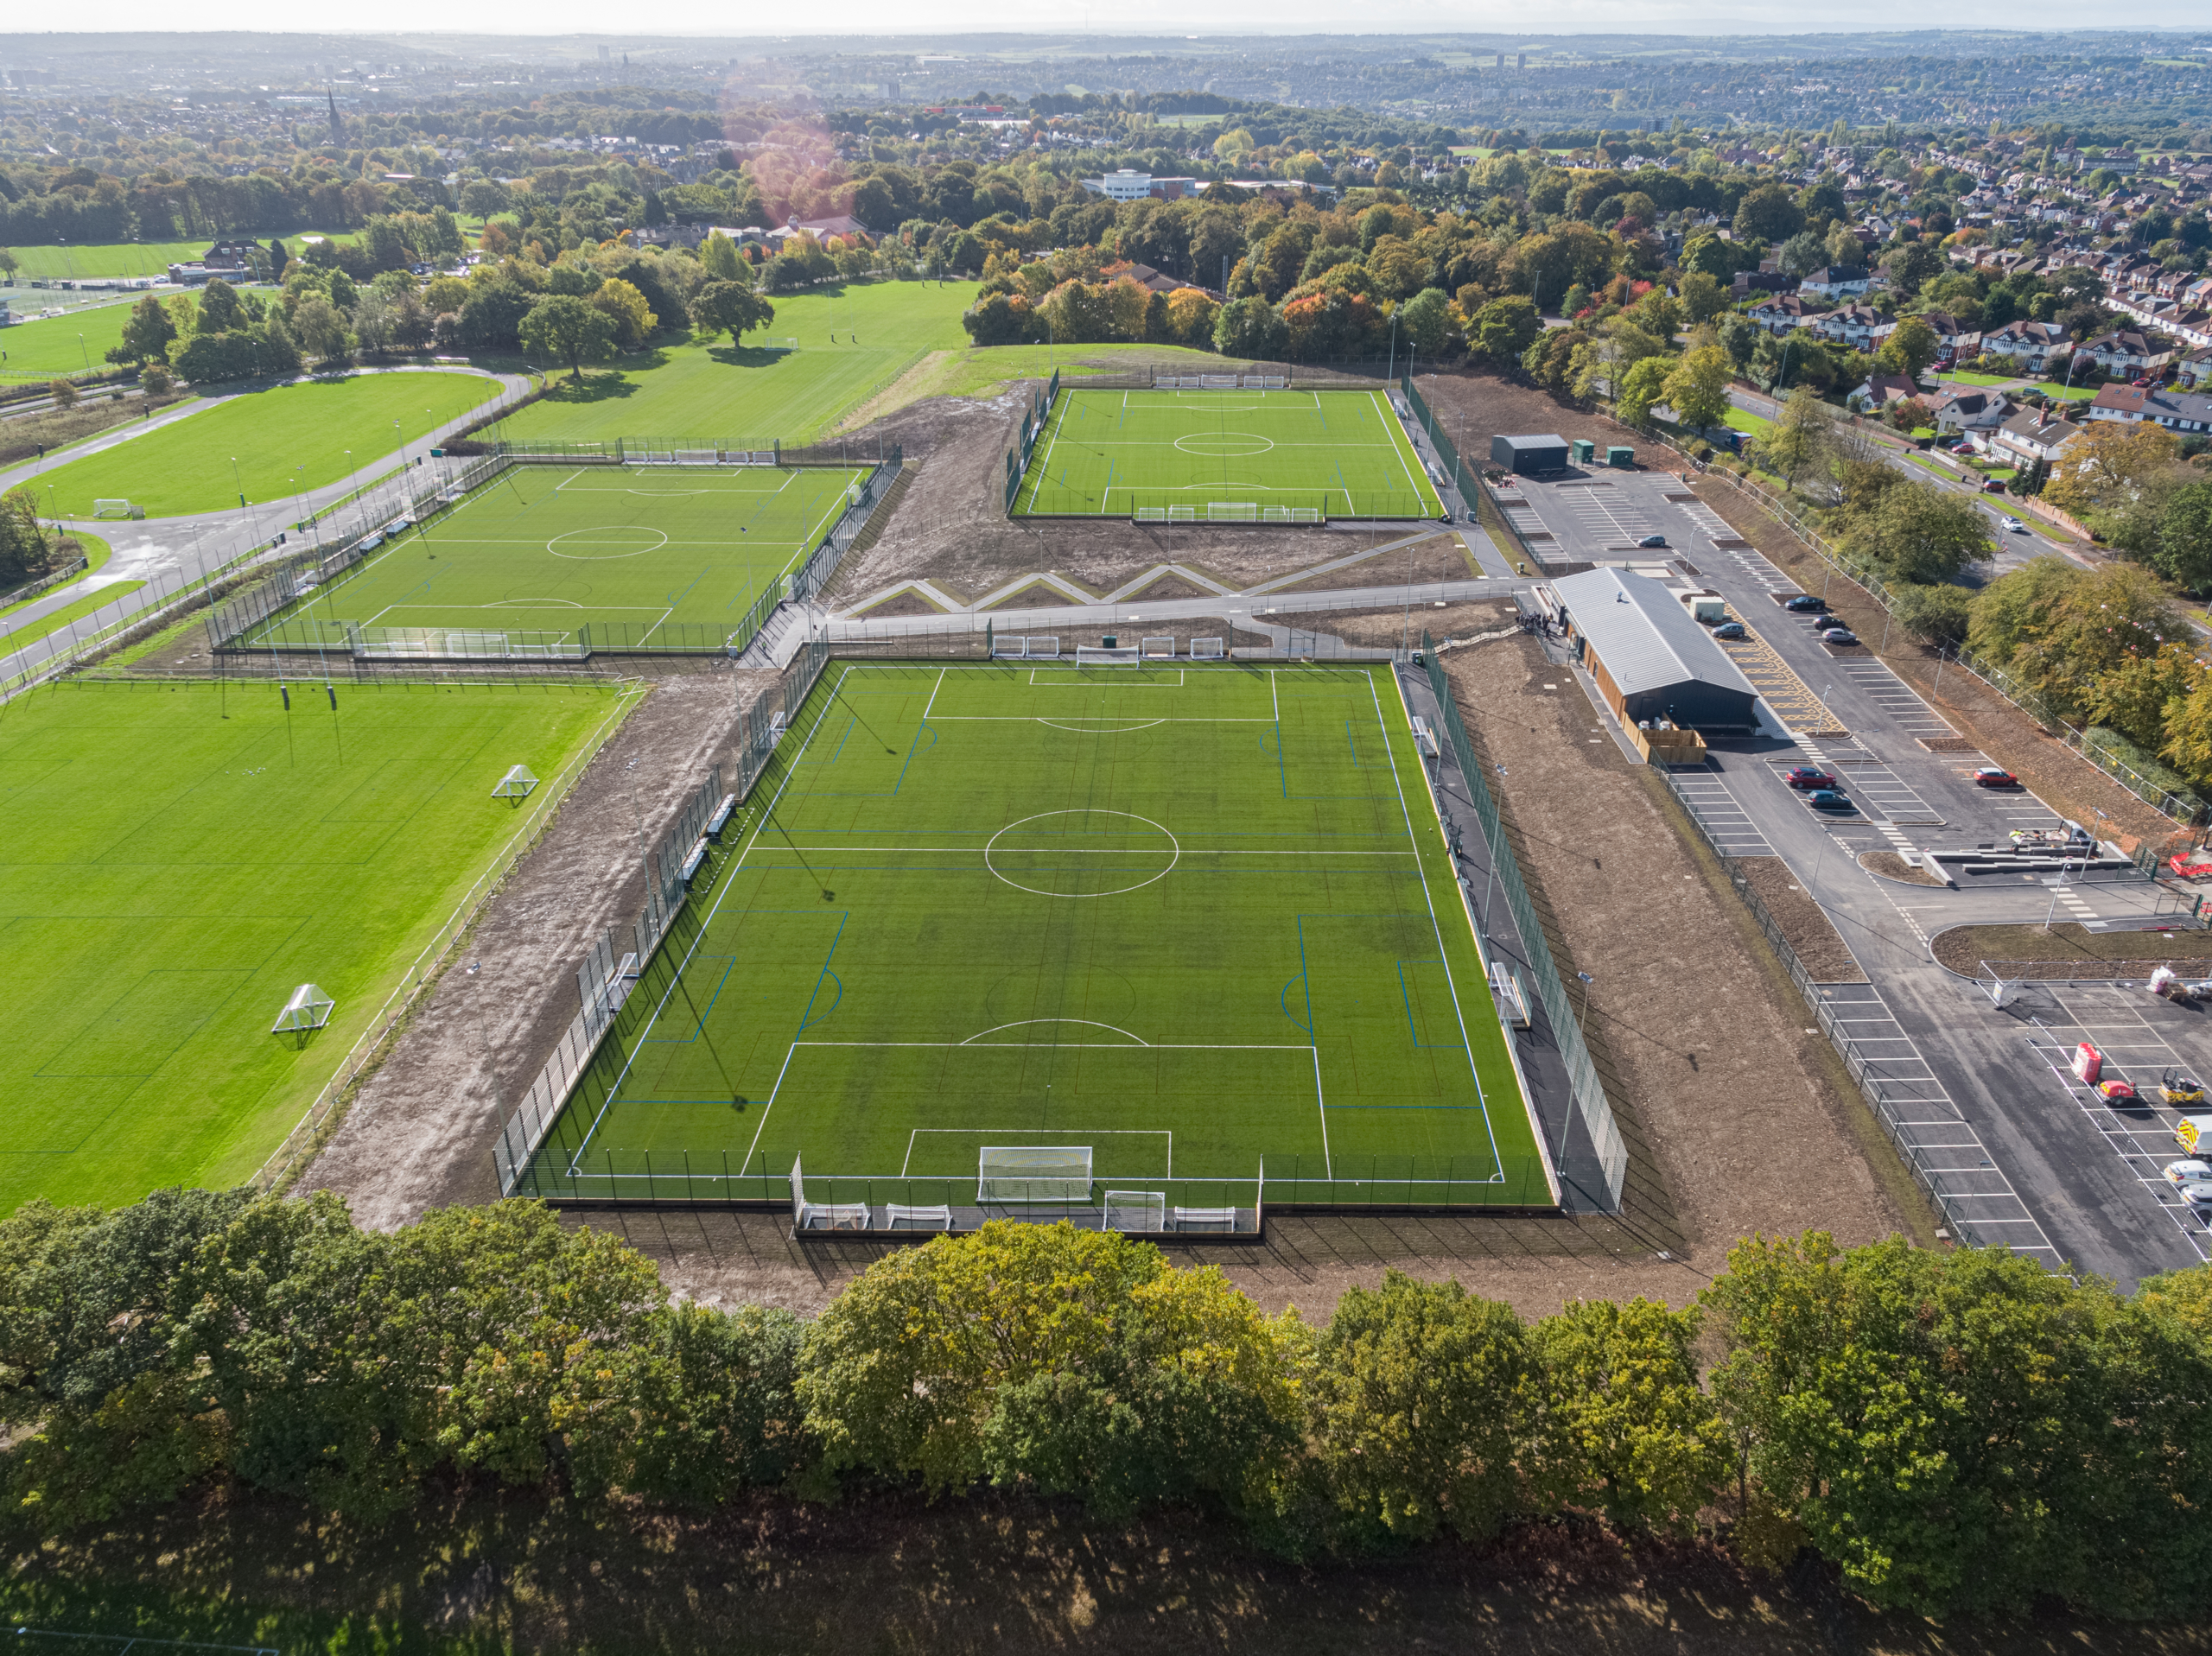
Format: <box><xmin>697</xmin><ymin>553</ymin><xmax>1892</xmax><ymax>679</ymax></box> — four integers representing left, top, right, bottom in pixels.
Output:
<box><xmin>7</xmin><ymin>1190</ymin><xmax>2212</xmax><ymax>1623</ymax></box>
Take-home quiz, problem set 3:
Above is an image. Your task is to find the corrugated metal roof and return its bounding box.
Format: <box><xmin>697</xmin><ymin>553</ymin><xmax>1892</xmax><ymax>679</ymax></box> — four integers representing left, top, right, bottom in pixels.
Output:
<box><xmin>1552</xmin><ymin>568</ymin><xmax>1760</xmax><ymax>701</ymax></box>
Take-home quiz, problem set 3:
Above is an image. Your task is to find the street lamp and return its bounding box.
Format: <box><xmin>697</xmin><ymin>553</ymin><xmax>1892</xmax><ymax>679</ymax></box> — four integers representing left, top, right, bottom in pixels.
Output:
<box><xmin>75</xmin><ymin>333</ymin><xmax>88</xmax><ymax>371</ymax></box>
<box><xmin>1576</xmin><ymin>971</ymin><xmax>1594</xmax><ymax>1028</ymax></box>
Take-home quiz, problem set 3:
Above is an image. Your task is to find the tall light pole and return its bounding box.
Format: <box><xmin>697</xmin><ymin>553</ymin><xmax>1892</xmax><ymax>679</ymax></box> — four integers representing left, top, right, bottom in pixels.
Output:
<box><xmin>1576</xmin><ymin>971</ymin><xmax>1594</xmax><ymax>1028</ymax></box>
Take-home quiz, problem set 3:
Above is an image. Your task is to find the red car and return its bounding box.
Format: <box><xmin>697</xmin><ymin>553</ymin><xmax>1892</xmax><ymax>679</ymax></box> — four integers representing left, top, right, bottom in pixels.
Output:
<box><xmin>1784</xmin><ymin>767</ymin><xmax>1837</xmax><ymax>790</ymax></box>
<box><xmin>1972</xmin><ymin>766</ymin><xmax>2018</xmax><ymax>788</ymax></box>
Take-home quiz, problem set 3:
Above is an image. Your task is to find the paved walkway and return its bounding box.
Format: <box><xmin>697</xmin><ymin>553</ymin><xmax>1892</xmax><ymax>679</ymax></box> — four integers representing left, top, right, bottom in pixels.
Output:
<box><xmin>1</xmin><ymin>365</ymin><xmax>530</xmax><ymax>685</ymax></box>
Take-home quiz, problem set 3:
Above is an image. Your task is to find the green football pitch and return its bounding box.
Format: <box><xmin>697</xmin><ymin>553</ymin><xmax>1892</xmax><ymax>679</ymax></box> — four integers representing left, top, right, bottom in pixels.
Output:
<box><xmin>520</xmin><ymin>662</ymin><xmax>1551</xmax><ymax>1211</ymax></box>
<box><xmin>237</xmin><ymin>461</ymin><xmax>867</xmax><ymax>653</ymax></box>
<box><xmin>1011</xmin><ymin>388</ymin><xmax>1448</xmax><ymax>522</ymax></box>
<box><xmin>0</xmin><ymin>677</ymin><xmax>626</xmax><ymax>1213</ymax></box>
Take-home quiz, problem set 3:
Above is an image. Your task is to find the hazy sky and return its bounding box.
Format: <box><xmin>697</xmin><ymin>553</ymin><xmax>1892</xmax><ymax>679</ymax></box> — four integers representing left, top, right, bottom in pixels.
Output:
<box><xmin>34</xmin><ymin>1</ymin><xmax>2212</xmax><ymax>35</ymax></box>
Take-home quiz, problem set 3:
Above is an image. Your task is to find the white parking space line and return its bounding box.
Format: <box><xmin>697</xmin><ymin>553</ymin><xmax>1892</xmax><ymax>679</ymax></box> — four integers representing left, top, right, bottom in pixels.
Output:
<box><xmin>1671</xmin><ymin>772</ymin><xmax>1776</xmax><ymax>856</ymax></box>
<box><xmin>1835</xmin><ymin>658</ymin><xmax>1956</xmax><ymax>738</ymax></box>
<box><xmin>2022</xmin><ymin>987</ymin><xmax>2212</xmax><ymax>1266</ymax></box>
<box><xmin>1834</xmin><ymin>763</ymin><xmax>1945</xmax><ymax>825</ymax></box>
<box><xmin>1815</xmin><ymin>980</ymin><xmax>2066</xmax><ymax>1265</ymax></box>
<box><xmin>1554</xmin><ymin>485</ymin><xmax>1648</xmax><ymax>552</ymax></box>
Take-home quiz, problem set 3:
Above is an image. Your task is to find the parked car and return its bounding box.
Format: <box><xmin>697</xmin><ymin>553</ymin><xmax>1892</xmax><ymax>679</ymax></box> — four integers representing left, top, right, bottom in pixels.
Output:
<box><xmin>1808</xmin><ymin>789</ymin><xmax>1853</xmax><ymax>810</ymax></box>
<box><xmin>1821</xmin><ymin>626</ymin><xmax>1859</xmax><ymax>645</ymax></box>
<box><xmin>1713</xmin><ymin>621</ymin><xmax>1747</xmax><ymax>640</ymax></box>
<box><xmin>1972</xmin><ymin>766</ymin><xmax>2019</xmax><ymax>788</ymax></box>
<box><xmin>1999</xmin><ymin>515</ymin><xmax>2025</xmax><ymax>532</ymax></box>
<box><xmin>2164</xmin><ymin>1161</ymin><xmax>2212</xmax><ymax>1205</ymax></box>
<box><xmin>1635</xmin><ymin>533</ymin><xmax>1669</xmax><ymax>549</ymax></box>
<box><xmin>1980</xmin><ymin>479</ymin><xmax>2007</xmax><ymax>494</ymax></box>
<box><xmin>1784</xmin><ymin>594</ymin><xmax>1827</xmax><ymax>612</ymax></box>
<box><xmin>1784</xmin><ymin>767</ymin><xmax>1838</xmax><ymax>790</ymax></box>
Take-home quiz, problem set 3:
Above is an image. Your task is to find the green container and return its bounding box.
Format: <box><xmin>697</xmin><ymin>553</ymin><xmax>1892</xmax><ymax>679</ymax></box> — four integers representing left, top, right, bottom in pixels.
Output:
<box><xmin>1606</xmin><ymin>445</ymin><xmax>1635</xmax><ymax>468</ymax></box>
<box><xmin>1571</xmin><ymin>438</ymin><xmax>1595</xmax><ymax>465</ymax></box>
<box><xmin>1102</xmin><ymin>635</ymin><xmax>1117</xmax><ymax>648</ymax></box>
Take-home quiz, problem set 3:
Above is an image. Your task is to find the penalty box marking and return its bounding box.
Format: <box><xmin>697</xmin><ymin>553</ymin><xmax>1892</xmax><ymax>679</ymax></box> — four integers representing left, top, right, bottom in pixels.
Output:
<box><xmin>902</xmin><ymin>1127</ymin><xmax>1173</xmax><ymax>1178</ymax></box>
<box><xmin>742</xmin><ymin>1040</ymin><xmax>1332</xmax><ymax>1179</ymax></box>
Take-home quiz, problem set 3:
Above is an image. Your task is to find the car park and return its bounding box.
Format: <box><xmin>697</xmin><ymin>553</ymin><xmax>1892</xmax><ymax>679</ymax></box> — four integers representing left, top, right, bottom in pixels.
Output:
<box><xmin>1784</xmin><ymin>767</ymin><xmax>1838</xmax><ymax>790</ymax></box>
<box><xmin>1808</xmin><ymin>789</ymin><xmax>1853</xmax><ymax>810</ymax></box>
<box><xmin>1821</xmin><ymin>626</ymin><xmax>1859</xmax><ymax>645</ymax></box>
<box><xmin>1972</xmin><ymin>766</ymin><xmax>2018</xmax><ymax>788</ymax></box>
<box><xmin>1713</xmin><ymin>620</ymin><xmax>1747</xmax><ymax>640</ymax></box>
<box><xmin>1784</xmin><ymin>594</ymin><xmax>1827</xmax><ymax>612</ymax></box>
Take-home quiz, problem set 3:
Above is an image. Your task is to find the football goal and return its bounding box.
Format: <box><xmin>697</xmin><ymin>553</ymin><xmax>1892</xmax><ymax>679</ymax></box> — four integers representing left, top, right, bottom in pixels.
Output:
<box><xmin>1104</xmin><ymin>1190</ymin><xmax>1166</xmax><ymax>1232</ymax></box>
<box><xmin>978</xmin><ymin>1145</ymin><xmax>1094</xmax><ymax>1203</ymax></box>
<box><xmin>491</xmin><ymin>764</ymin><xmax>539</xmax><ymax>801</ymax></box>
<box><xmin>270</xmin><ymin>982</ymin><xmax>335</xmax><ymax>1034</ymax></box>
<box><xmin>1141</xmin><ymin>637</ymin><xmax>1175</xmax><ymax>659</ymax></box>
<box><xmin>1075</xmin><ymin>645</ymin><xmax>1143</xmax><ymax>667</ymax></box>
<box><xmin>92</xmin><ymin>499</ymin><xmax>145</xmax><ymax>520</ymax></box>
<box><xmin>1190</xmin><ymin>637</ymin><xmax>1226</xmax><ymax>660</ymax></box>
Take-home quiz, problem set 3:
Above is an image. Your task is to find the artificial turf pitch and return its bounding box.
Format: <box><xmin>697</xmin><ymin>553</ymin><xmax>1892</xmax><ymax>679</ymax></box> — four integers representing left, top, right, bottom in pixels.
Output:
<box><xmin>521</xmin><ymin>662</ymin><xmax>1550</xmax><ymax>1210</ymax></box>
<box><xmin>238</xmin><ymin>462</ymin><xmax>868</xmax><ymax>652</ymax></box>
<box><xmin>0</xmin><ymin>677</ymin><xmax>625</xmax><ymax>1212</ymax></box>
<box><xmin>1010</xmin><ymin>388</ymin><xmax>1448</xmax><ymax>522</ymax></box>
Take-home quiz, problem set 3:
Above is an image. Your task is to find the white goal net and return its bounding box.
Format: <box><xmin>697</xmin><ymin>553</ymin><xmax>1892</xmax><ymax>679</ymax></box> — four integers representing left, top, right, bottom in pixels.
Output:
<box><xmin>979</xmin><ymin>1145</ymin><xmax>1093</xmax><ymax>1203</ymax></box>
<box><xmin>1190</xmin><ymin>637</ymin><xmax>1226</xmax><ymax>660</ymax></box>
<box><xmin>1205</xmin><ymin>502</ymin><xmax>1258</xmax><ymax>523</ymax></box>
<box><xmin>1075</xmin><ymin>645</ymin><xmax>1142</xmax><ymax>666</ymax></box>
<box><xmin>92</xmin><ymin>498</ymin><xmax>144</xmax><ymax>520</ymax></box>
<box><xmin>1141</xmin><ymin>637</ymin><xmax>1175</xmax><ymax>659</ymax></box>
<box><xmin>1104</xmin><ymin>1190</ymin><xmax>1166</xmax><ymax>1232</ymax></box>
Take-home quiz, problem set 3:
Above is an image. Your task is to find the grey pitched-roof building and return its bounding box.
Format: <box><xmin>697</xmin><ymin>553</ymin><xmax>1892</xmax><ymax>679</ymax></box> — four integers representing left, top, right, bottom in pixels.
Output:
<box><xmin>1552</xmin><ymin>568</ymin><xmax>1763</xmax><ymax>732</ymax></box>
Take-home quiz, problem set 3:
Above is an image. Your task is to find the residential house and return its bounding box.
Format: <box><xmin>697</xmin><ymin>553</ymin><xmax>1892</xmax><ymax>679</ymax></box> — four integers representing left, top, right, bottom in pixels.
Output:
<box><xmin>1747</xmin><ymin>294</ymin><xmax>1815</xmax><ymax>333</ymax></box>
<box><xmin>1097</xmin><ymin>261</ymin><xmax>1211</xmax><ymax>297</ymax></box>
<box><xmin>1729</xmin><ymin>270</ymin><xmax>1795</xmax><ymax>298</ymax></box>
<box><xmin>1799</xmin><ymin>265</ymin><xmax>1873</xmax><ymax>298</ymax></box>
<box><xmin>1992</xmin><ymin>409</ymin><xmax>2086</xmax><ymax>468</ymax></box>
<box><xmin>1849</xmin><ymin>372</ymin><xmax>1920</xmax><ymax>412</ymax></box>
<box><xmin>2176</xmin><ymin>346</ymin><xmax>2212</xmax><ymax>390</ymax></box>
<box><xmin>1808</xmin><ymin>301</ymin><xmax>1885</xmax><ymax>350</ymax></box>
<box><xmin>1927</xmin><ymin>385</ymin><xmax>2012</xmax><ymax>438</ymax></box>
<box><xmin>1980</xmin><ymin>319</ymin><xmax>2069</xmax><ymax>371</ymax></box>
<box><xmin>2085</xmin><ymin>384</ymin><xmax>2149</xmax><ymax>423</ymax></box>
<box><xmin>2078</xmin><ymin>329</ymin><xmax>2160</xmax><ymax>377</ymax></box>
<box><xmin>2146</xmin><ymin>389</ymin><xmax>2212</xmax><ymax>435</ymax></box>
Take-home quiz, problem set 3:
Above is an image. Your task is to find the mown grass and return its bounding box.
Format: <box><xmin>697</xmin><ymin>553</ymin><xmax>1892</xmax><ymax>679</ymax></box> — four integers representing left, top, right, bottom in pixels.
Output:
<box><xmin>29</xmin><ymin>371</ymin><xmax>502</xmax><ymax>517</ymax></box>
<box><xmin>490</xmin><ymin>279</ymin><xmax>978</xmax><ymax>447</ymax></box>
<box><xmin>0</xmin><ymin>301</ymin><xmax>136</xmax><ymax>375</ymax></box>
<box><xmin>0</xmin><ymin>578</ymin><xmax>143</xmax><ymax>655</ymax></box>
<box><xmin>0</xmin><ymin>677</ymin><xmax>627</xmax><ymax>1212</ymax></box>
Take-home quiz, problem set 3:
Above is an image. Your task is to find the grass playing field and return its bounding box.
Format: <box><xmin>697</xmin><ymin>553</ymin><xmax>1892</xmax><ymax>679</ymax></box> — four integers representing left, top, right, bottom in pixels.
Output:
<box><xmin>0</xmin><ymin>301</ymin><xmax>138</xmax><ymax>376</ymax></box>
<box><xmin>518</xmin><ymin>662</ymin><xmax>1549</xmax><ymax>1213</ymax></box>
<box><xmin>1012</xmin><ymin>388</ymin><xmax>1447</xmax><ymax>522</ymax></box>
<box><xmin>31</xmin><ymin>371</ymin><xmax>504</xmax><ymax>518</ymax></box>
<box><xmin>236</xmin><ymin>460</ymin><xmax>868</xmax><ymax>654</ymax></box>
<box><xmin>0</xmin><ymin>677</ymin><xmax>626</xmax><ymax>1213</ymax></box>
<box><xmin>490</xmin><ymin>279</ymin><xmax>980</xmax><ymax>448</ymax></box>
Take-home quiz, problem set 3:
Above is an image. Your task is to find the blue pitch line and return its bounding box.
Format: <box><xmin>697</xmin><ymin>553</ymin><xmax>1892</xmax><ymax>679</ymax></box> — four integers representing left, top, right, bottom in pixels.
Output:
<box><xmin>1397</xmin><ymin>959</ymin><xmax>1466</xmax><ymax>1051</ymax></box>
<box><xmin>797</xmin><ymin>912</ymin><xmax>849</xmax><ymax>1032</ymax></box>
<box><xmin>647</xmin><ymin>955</ymin><xmax>741</xmax><ymax>1044</ymax></box>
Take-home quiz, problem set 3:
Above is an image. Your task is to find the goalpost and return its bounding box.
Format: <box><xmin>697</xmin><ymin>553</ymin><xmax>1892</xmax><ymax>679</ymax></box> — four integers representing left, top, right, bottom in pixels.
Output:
<box><xmin>978</xmin><ymin>1145</ymin><xmax>1093</xmax><ymax>1203</ymax></box>
<box><xmin>1074</xmin><ymin>645</ymin><xmax>1143</xmax><ymax>667</ymax></box>
<box><xmin>1104</xmin><ymin>1190</ymin><xmax>1166</xmax><ymax>1232</ymax></box>
<box><xmin>92</xmin><ymin>499</ymin><xmax>145</xmax><ymax>520</ymax></box>
<box><xmin>1190</xmin><ymin>637</ymin><xmax>1227</xmax><ymax>660</ymax></box>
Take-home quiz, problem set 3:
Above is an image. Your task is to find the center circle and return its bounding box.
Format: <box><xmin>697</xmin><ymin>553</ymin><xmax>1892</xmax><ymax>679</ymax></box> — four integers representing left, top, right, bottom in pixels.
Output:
<box><xmin>984</xmin><ymin>809</ymin><xmax>1179</xmax><ymax>898</ymax></box>
<box><xmin>1173</xmin><ymin>432</ymin><xmax>1274</xmax><ymax>458</ymax></box>
<box><xmin>548</xmin><ymin>526</ymin><xmax>668</xmax><ymax>560</ymax></box>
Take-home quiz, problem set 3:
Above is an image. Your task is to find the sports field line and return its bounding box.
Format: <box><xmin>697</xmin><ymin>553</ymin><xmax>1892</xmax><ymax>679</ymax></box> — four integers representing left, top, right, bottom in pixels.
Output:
<box><xmin>903</xmin><ymin>1126</ymin><xmax>1173</xmax><ymax>1178</ymax></box>
<box><xmin>567</xmin><ymin>661</ymin><xmax>868</xmax><ymax>1172</ymax></box>
<box><xmin>772</xmin><ymin>845</ymin><xmax>1417</xmax><ymax>855</ymax></box>
<box><xmin>1369</xmin><ymin>390</ymin><xmax>1429</xmax><ymax>502</ymax></box>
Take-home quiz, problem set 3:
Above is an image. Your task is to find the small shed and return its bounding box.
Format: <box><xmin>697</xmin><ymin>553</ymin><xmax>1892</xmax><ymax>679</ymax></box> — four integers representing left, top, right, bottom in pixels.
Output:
<box><xmin>1552</xmin><ymin>568</ymin><xmax>1762</xmax><ymax>732</ymax></box>
<box><xmin>1570</xmin><ymin>438</ymin><xmax>1596</xmax><ymax>466</ymax></box>
<box><xmin>1491</xmin><ymin>434</ymin><xmax>1569</xmax><ymax>475</ymax></box>
<box><xmin>1605</xmin><ymin>445</ymin><xmax>1636</xmax><ymax>468</ymax></box>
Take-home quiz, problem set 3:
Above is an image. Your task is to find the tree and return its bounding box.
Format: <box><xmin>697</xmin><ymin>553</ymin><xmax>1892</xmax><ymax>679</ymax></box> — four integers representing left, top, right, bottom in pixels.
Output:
<box><xmin>2158</xmin><ymin>479</ymin><xmax>2212</xmax><ymax>591</ymax></box>
<box><xmin>196</xmin><ymin>279</ymin><xmax>245</xmax><ymax>335</ymax></box>
<box><xmin>690</xmin><ymin>281</ymin><xmax>774</xmax><ymax>345</ymax></box>
<box><xmin>1526</xmin><ymin>1298</ymin><xmax>1728</xmax><ymax>1534</ymax></box>
<box><xmin>289</xmin><ymin>295</ymin><xmax>348</xmax><ymax>368</ymax></box>
<box><xmin>254</xmin><ymin>317</ymin><xmax>302</xmax><ymax>378</ymax></box>
<box><xmin>698</xmin><ymin>230</ymin><xmax>745</xmax><ymax>284</ymax></box>
<box><xmin>1614</xmin><ymin>355</ymin><xmax>1673</xmax><ymax>428</ymax></box>
<box><xmin>1765</xmin><ymin>386</ymin><xmax>1827</xmax><ymax>483</ymax></box>
<box><xmin>111</xmin><ymin>295</ymin><xmax>177</xmax><ymax>365</ymax></box>
<box><xmin>2044</xmin><ymin>421</ymin><xmax>2177</xmax><ymax>520</ymax></box>
<box><xmin>460</xmin><ymin>179</ymin><xmax>511</xmax><ymax>218</ymax></box>
<box><xmin>1849</xmin><ymin>478</ymin><xmax>1991</xmax><ymax>584</ymax></box>
<box><xmin>0</xmin><ymin>248</ymin><xmax>17</xmax><ymax>279</ymax></box>
<box><xmin>1878</xmin><ymin>315</ymin><xmax>1940</xmax><ymax>381</ymax></box>
<box><xmin>139</xmin><ymin>364</ymin><xmax>175</xmax><ymax>397</ymax></box>
<box><xmin>1308</xmin><ymin>1271</ymin><xmax>1531</xmax><ymax>1545</ymax></box>
<box><xmin>1662</xmin><ymin>345</ymin><xmax>1733</xmax><ymax>433</ymax></box>
<box><xmin>1212</xmin><ymin>295</ymin><xmax>1286</xmax><ymax>359</ymax></box>
<box><xmin>1777</xmin><ymin>229</ymin><xmax>1827</xmax><ymax>278</ymax></box>
<box><xmin>267</xmin><ymin>238</ymin><xmax>289</xmax><ymax>282</ymax></box>
<box><xmin>1396</xmin><ymin>287</ymin><xmax>1451</xmax><ymax>355</ymax></box>
<box><xmin>0</xmin><ymin>486</ymin><xmax>52</xmax><ymax>587</ymax></box>
<box><xmin>588</xmin><ymin>277</ymin><xmax>657</xmax><ymax>348</ymax></box>
<box><xmin>1472</xmin><ymin>295</ymin><xmax>1541</xmax><ymax>365</ymax></box>
<box><xmin>518</xmin><ymin>294</ymin><xmax>617</xmax><ymax>380</ymax></box>
<box><xmin>46</xmin><ymin>378</ymin><xmax>77</xmax><ymax>410</ymax></box>
<box><xmin>1678</xmin><ymin>270</ymin><xmax>1728</xmax><ymax>326</ymax></box>
<box><xmin>1733</xmin><ymin>181</ymin><xmax>1805</xmax><ymax>244</ymax></box>
<box><xmin>1888</xmin><ymin>238</ymin><xmax>1945</xmax><ymax>299</ymax></box>
<box><xmin>1884</xmin><ymin>581</ymin><xmax>1974</xmax><ymax>645</ymax></box>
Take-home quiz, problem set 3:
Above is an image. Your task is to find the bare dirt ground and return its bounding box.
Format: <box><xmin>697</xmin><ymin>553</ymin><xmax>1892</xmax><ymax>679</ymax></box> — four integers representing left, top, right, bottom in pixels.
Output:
<box><xmin>1413</xmin><ymin>367</ymin><xmax>1656</xmax><ymax>468</ymax></box>
<box><xmin>1862</xmin><ymin>849</ymin><xmax>1947</xmax><ymax>887</ymax></box>
<box><xmin>1739</xmin><ymin>856</ymin><xmax>1868</xmax><ymax>981</ymax></box>
<box><xmin>1689</xmin><ymin>477</ymin><xmax>2184</xmax><ymax>855</ymax></box>
<box><xmin>1932</xmin><ymin>921</ymin><xmax>2212</xmax><ymax>980</ymax></box>
<box><xmin>823</xmin><ymin>386</ymin><xmax>1467</xmax><ymax>608</ymax></box>
<box><xmin>1271</xmin><ymin>530</ymin><xmax>1479</xmax><ymax>593</ymax></box>
<box><xmin>1276</xmin><ymin>600</ymin><xmax>1506</xmax><ymax>650</ymax></box>
<box><xmin>1438</xmin><ymin>634</ymin><xmax>1922</xmax><ymax>1272</ymax></box>
<box><xmin>301</xmin><ymin>670</ymin><xmax>772</xmax><ymax>1228</ymax></box>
